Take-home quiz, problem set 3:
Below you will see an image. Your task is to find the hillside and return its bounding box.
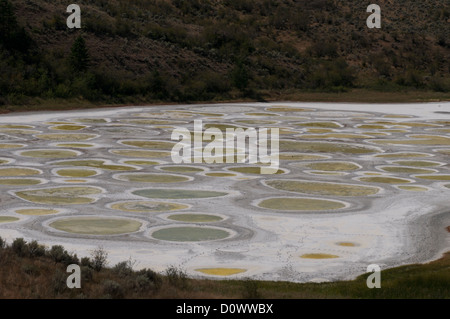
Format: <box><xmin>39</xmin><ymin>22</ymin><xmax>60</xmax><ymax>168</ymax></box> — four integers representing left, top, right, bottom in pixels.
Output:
<box><xmin>0</xmin><ymin>0</ymin><xmax>449</xmax><ymax>107</ymax></box>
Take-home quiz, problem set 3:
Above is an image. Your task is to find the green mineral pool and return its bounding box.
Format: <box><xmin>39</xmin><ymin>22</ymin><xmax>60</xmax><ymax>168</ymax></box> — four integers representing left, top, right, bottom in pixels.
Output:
<box><xmin>0</xmin><ymin>217</ymin><xmax>19</xmax><ymax>223</ymax></box>
<box><xmin>35</xmin><ymin>133</ymin><xmax>98</xmax><ymax>141</ymax></box>
<box><xmin>358</xmin><ymin>176</ymin><xmax>412</xmax><ymax>184</ymax></box>
<box><xmin>295</xmin><ymin>122</ymin><xmax>342</xmax><ymax>128</ymax></box>
<box><xmin>55</xmin><ymin>169</ymin><xmax>98</xmax><ymax>178</ymax></box>
<box><xmin>0</xmin><ymin>178</ymin><xmax>42</xmax><ymax>186</ymax></box>
<box><xmin>279</xmin><ymin>153</ymin><xmax>329</xmax><ymax>161</ymax></box>
<box><xmin>123</xmin><ymin>160</ymin><xmax>160</xmax><ymax>166</ymax></box>
<box><xmin>0</xmin><ymin>168</ymin><xmax>41</xmax><ymax>176</ymax></box>
<box><xmin>19</xmin><ymin>149</ymin><xmax>80</xmax><ymax>158</ymax></box>
<box><xmin>392</xmin><ymin>160</ymin><xmax>442</xmax><ymax>167</ymax></box>
<box><xmin>280</xmin><ymin>140</ymin><xmax>379</xmax><ymax>154</ymax></box>
<box><xmin>55</xmin><ymin>143</ymin><xmax>94</xmax><ymax>148</ymax></box>
<box><xmin>110</xmin><ymin>149</ymin><xmax>171</xmax><ymax>158</ymax></box>
<box><xmin>167</xmin><ymin>214</ymin><xmax>224</xmax><ymax>223</ymax></box>
<box><xmin>132</xmin><ymin>189</ymin><xmax>228</xmax><ymax>199</ymax></box>
<box><xmin>266</xmin><ymin>107</ymin><xmax>308</xmax><ymax>112</ymax></box>
<box><xmin>110</xmin><ymin>201</ymin><xmax>188</xmax><ymax>212</ymax></box>
<box><xmin>15</xmin><ymin>186</ymin><xmax>102</xmax><ymax>205</ymax></box>
<box><xmin>373</xmin><ymin>135</ymin><xmax>450</xmax><ymax>146</ymax></box>
<box><xmin>151</xmin><ymin>226</ymin><xmax>231</xmax><ymax>242</ymax></box>
<box><xmin>378</xmin><ymin>166</ymin><xmax>436</xmax><ymax>174</ymax></box>
<box><xmin>257</xmin><ymin>197</ymin><xmax>347</xmax><ymax>211</ymax></box>
<box><xmin>50</xmin><ymin>217</ymin><xmax>142</xmax><ymax>235</ymax></box>
<box><xmin>160</xmin><ymin>166</ymin><xmax>205</xmax><ymax>173</ymax></box>
<box><xmin>0</xmin><ymin>144</ymin><xmax>25</xmax><ymax>149</ymax></box>
<box><xmin>120</xmin><ymin>140</ymin><xmax>176</xmax><ymax>150</ymax></box>
<box><xmin>53</xmin><ymin>160</ymin><xmax>136</xmax><ymax>171</ymax></box>
<box><xmin>300</xmin><ymin>133</ymin><xmax>373</xmax><ymax>139</ymax></box>
<box><xmin>375</xmin><ymin>152</ymin><xmax>432</xmax><ymax>158</ymax></box>
<box><xmin>15</xmin><ymin>208</ymin><xmax>60</xmax><ymax>215</ymax></box>
<box><xmin>264</xmin><ymin>180</ymin><xmax>380</xmax><ymax>196</ymax></box>
<box><xmin>205</xmin><ymin>172</ymin><xmax>237</xmax><ymax>177</ymax></box>
<box><xmin>228</xmin><ymin>166</ymin><xmax>285</xmax><ymax>175</ymax></box>
<box><xmin>115</xmin><ymin>173</ymin><xmax>190</xmax><ymax>183</ymax></box>
<box><xmin>415</xmin><ymin>175</ymin><xmax>450</xmax><ymax>181</ymax></box>
<box><xmin>397</xmin><ymin>186</ymin><xmax>428</xmax><ymax>192</ymax></box>
<box><xmin>302</xmin><ymin>162</ymin><xmax>360</xmax><ymax>171</ymax></box>
<box><xmin>50</xmin><ymin>125</ymin><xmax>87</xmax><ymax>131</ymax></box>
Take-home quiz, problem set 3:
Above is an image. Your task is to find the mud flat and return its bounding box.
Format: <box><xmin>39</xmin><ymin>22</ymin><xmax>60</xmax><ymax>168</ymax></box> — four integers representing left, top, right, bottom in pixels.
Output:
<box><xmin>0</xmin><ymin>101</ymin><xmax>449</xmax><ymax>283</ymax></box>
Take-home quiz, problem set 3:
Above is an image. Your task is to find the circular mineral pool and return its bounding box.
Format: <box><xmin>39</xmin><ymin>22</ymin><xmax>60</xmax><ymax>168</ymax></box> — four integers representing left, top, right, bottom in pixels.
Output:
<box><xmin>228</xmin><ymin>166</ymin><xmax>285</xmax><ymax>175</ymax></box>
<box><xmin>0</xmin><ymin>144</ymin><xmax>25</xmax><ymax>149</ymax></box>
<box><xmin>378</xmin><ymin>166</ymin><xmax>436</xmax><ymax>174</ymax></box>
<box><xmin>295</xmin><ymin>121</ymin><xmax>343</xmax><ymax>129</ymax></box>
<box><xmin>397</xmin><ymin>186</ymin><xmax>428</xmax><ymax>192</ymax></box>
<box><xmin>55</xmin><ymin>143</ymin><xmax>94</xmax><ymax>148</ymax></box>
<box><xmin>55</xmin><ymin>169</ymin><xmax>98</xmax><ymax>178</ymax></box>
<box><xmin>151</xmin><ymin>226</ymin><xmax>231</xmax><ymax>242</ymax></box>
<box><xmin>120</xmin><ymin>140</ymin><xmax>176</xmax><ymax>150</ymax></box>
<box><xmin>50</xmin><ymin>217</ymin><xmax>142</xmax><ymax>235</ymax></box>
<box><xmin>160</xmin><ymin>166</ymin><xmax>205</xmax><ymax>173</ymax></box>
<box><xmin>300</xmin><ymin>254</ymin><xmax>339</xmax><ymax>259</ymax></box>
<box><xmin>415</xmin><ymin>175</ymin><xmax>450</xmax><ymax>181</ymax></box>
<box><xmin>196</xmin><ymin>268</ymin><xmax>246</xmax><ymax>276</ymax></box>
<box><xmin>167</xmin><ymin>214</ymin><xmax>223</xmax><ymax>223</ymax></box>
<box><xmin>300</xmin><ymin>133</ymin><xmax>373</xmax><ymax>139</ymax></box>
<box><xmin>50</xmin><ymin>125</ymin><xmax>87</xmax><ymax>131</ymax></box>
<box><xmin>15</xmin><ymin>186</ymin><xmax>102</xmax><ymax>205</ymax></box>
<box><xmin>0</xmin><ymin>217</ymin><xmax>19</xmax><ymax>223</ymax></box>
<box><xmin>115</xmin><ymin>173</ymin><xmax>190</xmax><ymax>183</ymax></box>
<box><xmin>358</xmin><ymin>176</ymin><xmax>412</xmax><ymax>184</ymax></box>
<box><xmin>375</xmin><ymin>152</ymin><xmax>432</xmax><ymax>158</ymax></box>
<box><xmin>110</xmin><ymin>201</ymin><xmax>188</xmax><ymax>212</ymax></box>
<box><xmin>19</xmin><ymin>149</ymin><xmax>80</xmax><ymax>159</ymax></box>
<box><xmin>0</xmin><ymin>178</ymin><xmax>42</xmax><ymax>186</ymax></box>
<box><xmin>373</xmin><ymin>135</ymin><xmax>450</xmax><ymax>146</ymax></box>
<box><xmin>264</xmin><ymin>180</ymin><xmax>379</xmax><ymax>196</ymax></box>
<box><xmin>132</xmin><ymin>189</ymin><xmax>228</xmax><ymax>199</ymax></box>
<box><xmin>71</xmin><ymin>118</ymin><xmax>108</xmax><ymax>123</ymax></box>
<box><xmin>35</xmin><ymin>133</ymin><xmax>98</xmax><ymax>141</ymax></box>
<box><xmin>123</xmin><ymin>160</ymin><xmax>160</xmax><ymax>166</ymax></box>
<box><xmin>280</xmin><ymin>140</ymin><xmax>379</xmax><ymax>154</ymax></box>
<box><xmin>110</xmin><ymin>149</ymin><xmax>171</xmax><ymax>158</ymax></box>
<box><xmin>205</xmin><ymin>172</ymin><xmax>236</xmax><ymax>177</ymax></box>
<box><xmin>392</xmin><ymin>160</ymin><xmax>442</xmax><ymax>167</ymax></box>
<box><xmin>257</xmin><ymin>197</ymin><xmax>347</xmax><ymax>211</ymax></box>
<box><xmin>15</xmin><ymin>208</ymin><xmax>60</xmax><ymax>215</ymax></box>
<box><xmin>302</xmin><ymin>162</ymin><xmax>360</xmax><ymax>172</ymax></box>
<box><xmin>53</xmin><ymin>160</ymin><xmax>136</xmax><ymax>171</ymax></box>
<box><xmin>266</xmin><ymin>107</ymin><xmax>308</xmax><ymax>112</ymax></box>
<box><xmin>0</xmin><ymin>167</ymin><xmax>41</xmax><ymax>176</ymax></box>
<box><xmin>279</xmin><ymin>153</ymin><xmax>330</xmax><ymax>161</ymax></box>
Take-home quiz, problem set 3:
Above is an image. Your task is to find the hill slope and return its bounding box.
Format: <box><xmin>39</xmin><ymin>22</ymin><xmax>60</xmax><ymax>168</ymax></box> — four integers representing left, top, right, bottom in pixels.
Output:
<box><xmin>1</xmin><ymin>0</ymin><xmax>449</xmax><ymax>106</ymax></box>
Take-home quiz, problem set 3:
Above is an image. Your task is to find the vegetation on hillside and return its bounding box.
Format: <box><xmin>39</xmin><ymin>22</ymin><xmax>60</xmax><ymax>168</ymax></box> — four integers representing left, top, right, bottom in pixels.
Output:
<box><xmin>0</xmin><ymin>237</ymin><xmax>449</xmax><ymax>299</ymax></box>
<box><xmin>0</xmin><ymin>0</ymin><xmax>449</xmax><ymax>107</ymax></box>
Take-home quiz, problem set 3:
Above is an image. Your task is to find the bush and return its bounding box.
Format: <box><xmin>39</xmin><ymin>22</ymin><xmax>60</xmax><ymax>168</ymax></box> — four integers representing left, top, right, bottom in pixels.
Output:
<box><xmin>0</xmin><ymin>236</ymin><xmax>5</xmax><ymax>249</ymax></box>
<box><xmin>12</xmin><ymin>238</ymin><xmax>28</xmax><ymax>257</ymax></box>
<box><xmin>48</xmin><ymin>245</ymin><xmax>79</xmax><ymax>265</ymax></box>
<box><xmin>28</xmin><ymin>240</ymin><xmax>46</xmax><ymax>258</ymax></box>
<box><xmin>113</xmin><ymin>259</ymin><xmax>134</xmax><ymax>278</ymax></box>
<box><xmin>102</xmin><ymin>280</ymin><xmax>124</xmax><ymax>299</ymax></box>
<box><xmin>91</xmin><ymin>246</ymin><xmax>108</xmax><ymax>271</ymax></box>
<box><xmin>135</xmin><ymin>268</ymin><xmax>163</xmax><ymax>291</ymax></box>
<box><xmin>165</xmin><ymin>265</ymin><xmax>188</xmax><ymax>289</ymax></box>
<box><xmin>51</xmin><ymin>269</ymin><xmax>68</xmax><ymax>295</ymax></box>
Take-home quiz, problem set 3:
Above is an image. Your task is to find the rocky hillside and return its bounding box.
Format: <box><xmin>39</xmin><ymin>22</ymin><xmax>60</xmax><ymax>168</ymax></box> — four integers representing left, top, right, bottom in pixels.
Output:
<box><xmin>1</xmin><ymin>0</ymin><xmax>449</xmax><ymax>106</ymax></box>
